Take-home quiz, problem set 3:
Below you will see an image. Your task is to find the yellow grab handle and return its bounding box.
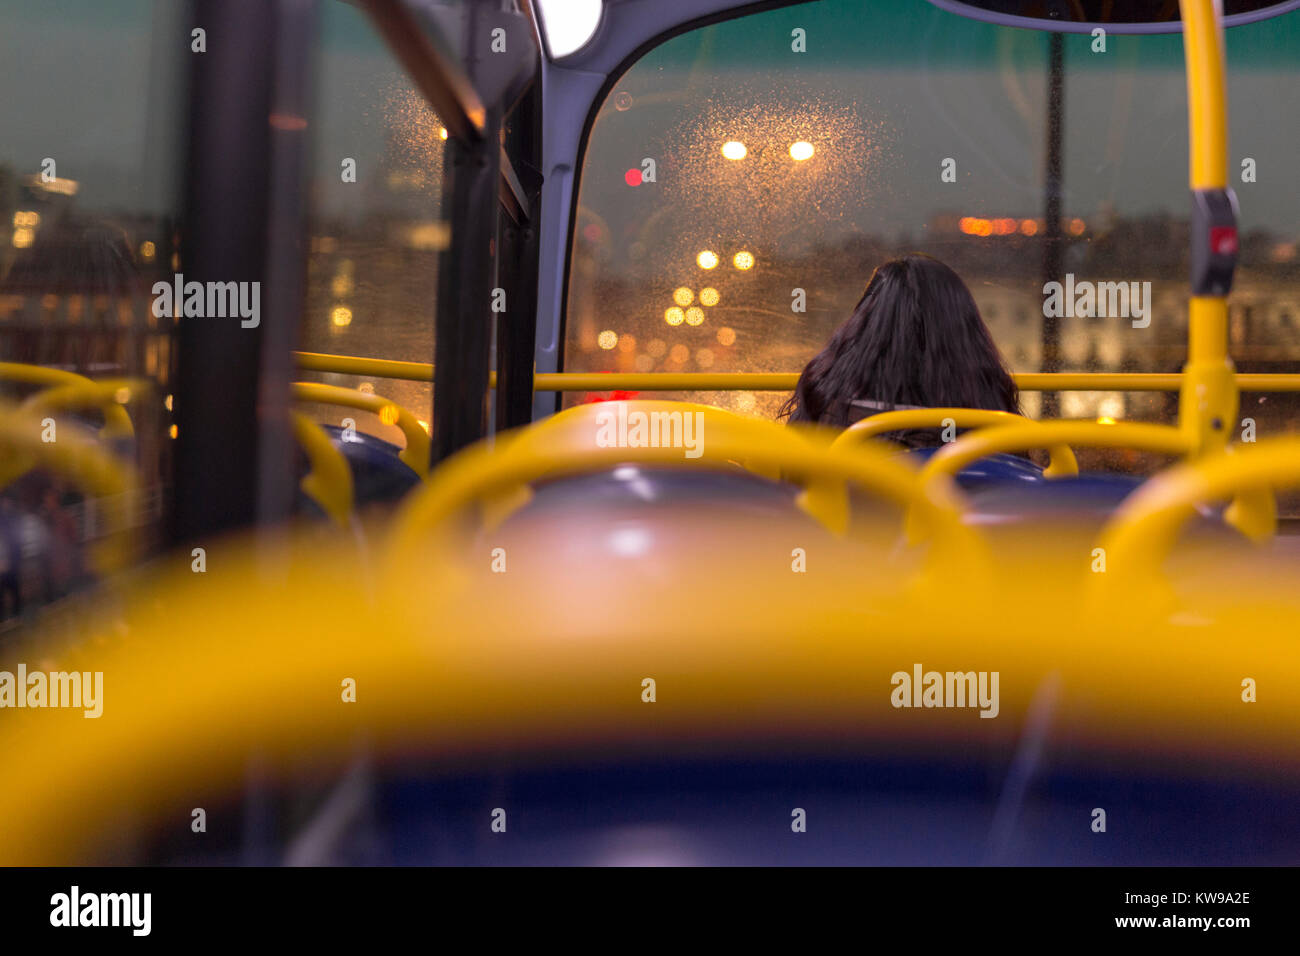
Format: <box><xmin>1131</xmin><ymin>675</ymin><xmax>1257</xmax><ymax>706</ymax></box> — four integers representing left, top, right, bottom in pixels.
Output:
<box><xmin>6</xmin><ymin>518</ymin><xmax>1300</xmax><ymax>863</ymax></box>
<box><xmin>19</xmin><ymin>378</ymin><xmax>151</xmax><ymax>441</ymax></box>
<box><xmin>919</xmin><ymin>419</ymin><xmax>1273</xmax><ymax>541</ymax></box>
<box><xmin>388</xmin><ymin>403</ymin><xmax>985</xmax><ymax>583</ymax></box>
<box><xmin>1097</xmin><ymin>438</ymin><xmax>1300</xmax><ymax>589</ymax></box>
<box><xmin>481</xmin><ymin>399</ymin><xmax>846</xmax><ymax>527</ymax></box>
<box><xmin>0</xmin><ymin>405</ymin><xmax>139</xmax><ymax>573</ymax></box>
<box><xmin>290</xmin><ymin>412</ymin><xmax>354</xmax><ymax>527</ymax></box>
<box><xmin>0</xmin><ymin>362</ymin><xmax>136</xmax><ymax>439</ymax></box>
<box><xmin>292</xmin><ymin>381</ymin><xmax>430</xmax><ymax>478</ymax></box>
<box><xmin>836</xmin><ymin>408</ymin><xmax>1079</xmax><ymax>477</ymax></box>
<box><xmin>919</xmin><ymin>421</ymin><xmax>1191</xmax><ymax>490</ymax></box>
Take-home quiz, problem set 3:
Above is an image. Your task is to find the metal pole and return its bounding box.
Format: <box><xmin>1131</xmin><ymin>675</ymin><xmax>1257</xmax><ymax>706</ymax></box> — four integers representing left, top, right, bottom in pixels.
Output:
<box><xmin>495</xmin><ymin>87</ymin><xmax>543</xmax><ymax>433</ymax></box>
<box><xmin>171</xmin><ymin>0</ymin><xmax>278</xmax><ymax>544</ymax></box>
<box><xmin>1039</xmin><ymin>32</ymin><xmax>1064</xmax><ymax>419</ymax></box>
<box><xmin>432</xmin><ymin>107</ymin><xmax>501</xmax><ymax>464</ymax></box>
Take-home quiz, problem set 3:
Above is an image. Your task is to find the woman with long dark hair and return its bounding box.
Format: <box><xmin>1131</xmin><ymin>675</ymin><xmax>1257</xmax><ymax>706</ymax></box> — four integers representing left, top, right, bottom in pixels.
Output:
<box><xmin>780</xmin><ymin>254</ymin><xmax>1019</xmax><ymax>446</ymax></box>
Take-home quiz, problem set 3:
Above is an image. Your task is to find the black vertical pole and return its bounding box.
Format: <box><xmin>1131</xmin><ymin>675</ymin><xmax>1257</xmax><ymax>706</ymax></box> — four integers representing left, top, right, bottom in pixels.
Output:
<box><xmin>432</xmin><ymin>109</ymin><xmax>500</xmax><ymax>464</ymax></box>
<box><xmin>495</xmin><ymin>89</ymin><xmax>543</xmax><ymax>433</ymax></box>
<box><xmin>172</xmin><ymin>0</ymin><xmax>277</xmax><ymax>544</ymax></box>
<box><xmin>255</xmin><ymin>0</ymin><xmax>315</xmax><ymax>527</ymax></box>
<box><xmin>494</xmin><ymin>216</ymin><xmax>538</xmax><ymax>432</ymax></box>
<box><xmin>1040</xmin><ymin>32</ymin><xmax>1065</xmax><ymax>419</ymax></box>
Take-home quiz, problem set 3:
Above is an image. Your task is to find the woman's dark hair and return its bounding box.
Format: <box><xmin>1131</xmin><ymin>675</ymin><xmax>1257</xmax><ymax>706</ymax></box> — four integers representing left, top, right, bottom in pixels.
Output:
<box><xmin>779</xmin><ymin>254</ymin><xmax>1019</xmax><ymax>439</ymax></box>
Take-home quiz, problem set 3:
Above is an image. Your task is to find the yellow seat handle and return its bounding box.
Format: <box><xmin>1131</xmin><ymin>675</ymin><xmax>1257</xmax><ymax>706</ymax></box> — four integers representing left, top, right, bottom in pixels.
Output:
<box><xmin>18</xmin><ymin>378</ymin><xmax>151</xmax><ymax>442</ymax></box>
<box><xmin>290</xmin><ymin>412</ymin><xmax>354</xmax><ymax>527</ymax></box>
<box><xmin>919</xmin><ymin>420</ymin><xmax>1191</xmax><ymax>491</ymax></box>
<box><xmin>292</xmin><ymin>381</ymin><xmax>430</xmax><ymax>478</ymax></box>
<box><xmin>917</xmin><ymin>419</ymin><xmax>1273</xmax><ymax>542</ymax></box>
<box><xmin>836</xmin><ymin>408</ymin><xmax>1079</xmax><ymax>477</ymax></box>
<box><xmin>0</xmin><ymin>404</ymin><xmax>139</xmax><ymax>573</ymax></box>
<box><xmin>0</xmin><ymin>362</ymin><xmax>136</xmax><ymax>439</ymax></box>
<box><xmin>1097</xmin><ymin>438</ymin><xmax>1300</xmax><ymax>591</ymax></box>
<box><xmin>388</xmin><ymin>401</ymin><xmax>986</xmax><ymax>581</ymax></box>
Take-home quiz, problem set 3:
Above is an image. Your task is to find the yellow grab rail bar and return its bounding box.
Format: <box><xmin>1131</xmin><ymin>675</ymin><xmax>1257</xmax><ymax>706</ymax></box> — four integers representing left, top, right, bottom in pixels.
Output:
<box><xmin>0</xmin><ymin>405</ymin><xmax>139</xmax><ymax>573</ymax></box>
<box><xmin>916</xmin><ymin>419</ymin><xmax>1273</xmax><ymax>539</ymax></box>
<box><xmin>18</xmin><ymin>378</ymin><xmax>151</xmax><ymax>442</ymax></box>
<box><xmin>388</xmin><ymin>402</ymin><xmax>986</xmax><ymax>583</ymax></box>
<box><xmin>504</xmin><ymin>398</ymin><xmax>841</xmax><ymax>525</ymax></box>
<box><xmin>295</xmin><ymin>350</ymin><xmax>436</xmax><ymax>382</ymax></box>
<box><xmin>919</xmin><ymin>421</ymin><xmax>1192</xmax><ymax>489</ymax></box>
<box><xmin>292</xmin><ymin>381</ymin><xmax>430</xmax><ymax>478</ymax></box>
<box><xmin>1013</xmin><ymin>373</ymin><xmax>1300</xmax><ymax>393</ymax></box>
<box><xmin>1182</xmin><ymin>0</ymin><xmax>1227</xmax><ymax>194</ymax></box>
<box><xmin>290</xmin><ymin>412</ymin><xmax>354</xmax><ymax>527</ymax></box>
<box><xmin>1096</xmin><ymin>438</ymin><xmax>1300</xmax><ymax>596</ymax></box>
<box><xmin>1178</xmin><ymin>0</ymin><xmax>1237</xmax><ymax>456</ymax></box>
<box><xmin>291</xmin><ymin>354</ymin><xmax>1300</xmax><ymax>394</ymax></box>
<box><xmin>517</xmin><ymin>398</ymin><xmax>816</xmax><ymax>462</ymax></box>
<box><xmin>6</xmin><ymin>522</ymin><xmax>1300</xmax><ymax>863</ymax></box>
<box><xmin>835</xmin><ymin>408</ymin><xmax>1079</xmax><ymax>477</ymax></box>
<box><xmin>0</xmin><ymin>362</ymin><xmax>136</xmax><ymax>437</ymax></box>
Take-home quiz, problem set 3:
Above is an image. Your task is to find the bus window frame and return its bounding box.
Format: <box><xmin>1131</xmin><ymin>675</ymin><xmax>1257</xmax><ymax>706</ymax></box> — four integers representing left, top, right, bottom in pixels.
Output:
<box><xmin>543</xmin><ymin>0</ymin><xmax>1300</xmax><ymax>426</ymax></box>
<box><xmin>174</xmin><ymin>0</ymin><xmax>542</xmax><ymax>524</ymax></box>
<box><xmin>529</xmin><ymin>0</ymin><xmax>814</xmax><ymax>422</ymax></box>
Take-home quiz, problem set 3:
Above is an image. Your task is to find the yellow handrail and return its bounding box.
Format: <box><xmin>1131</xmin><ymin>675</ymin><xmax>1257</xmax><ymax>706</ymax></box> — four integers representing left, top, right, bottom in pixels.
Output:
<box><xmin>1096</xmin><ymin>437</ymin><xmax>1300</xmax><ymax>594</ymax></box>
<box><xmin>1182</xmin><ymin>0</ymin><xmax>1227</xmax><ymax>194</ymax></box>
<box><xmin>295</xmin><ymin>350</ymin><xmax>435</xmax><ymax>382</ymax></box>
<box><xmin>0</xmin><ymin>404</ymin><xmax>139</xmax><ymax>573</ymax></box>
<box><xmin>518</xmin><ymin>398</ymin><xmax>818</xmax><ymax>464</ymax></box>
<box><xmin>290</xmin><ymin>412</ymin><xmax>354</xmax><ymax>527</ymax></box>
<box><xmin>835</xmin><ymin>408</ymin><xmax>1079</xmax><ymax>477</ymax></box>
<box><xmin>914</xmin><ymin>418</ymin><xmax>1274</xmax><ymax>538</ymax></box>
<box><xmin>291</xmin><ymin>354</ymin><xmax>1300</xmax><ymax>394</ymax></box>
<box><xmin>506</xmin><ymin>398</ymin><xmax>833</xmax><ymax>522</ymax></box>
<box><xmin>292</xmin><ymin>381</ymin><xmax>430</xmax><ymax>478</ymax></box>
<box><xmin>0</xmin><ymin>362</ymin><xmax>136</xmax><ymax>437</ymax></box>
<box><xmin>918</xmin><ymin>421</ymin><xmax>1192</xmax><ymax>490</ymax></box>
<box><xmin>537</xmin><ymin>372</ymin><xmax>793</xmax><ymax>392</ymax></box>
<box><xmin>18</xmin><ymin>378</ymin><xmax>151</xmax><ymax>442</ymax></box>
<box><xmin>388</xmin><ymin>401</ymin><xmax>985</xmax><ymax>581</ymax></box>
<box><xmin>1178</xmin><ymin>0</ymin><xmax>1237</xmax><ymax>456</ymax></box>
<box><xmin>4</xmin><ymin>511</ymin><xmax>1300</xmax><ymax>863</ymax></box>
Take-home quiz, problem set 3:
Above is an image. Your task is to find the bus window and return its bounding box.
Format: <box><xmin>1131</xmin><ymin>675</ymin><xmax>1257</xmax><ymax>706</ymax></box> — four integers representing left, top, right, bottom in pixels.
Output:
<box><xmin>0</xmin><ymin>0</ymin><xmax>186</xmax><ymax>588</ymax></box>
<box><xmin>295</xmin><ymin>0</ymin><xmax>448</xmax><ymax>448</ymax></box>
<box><xmin>564</xmin><ymin>0</ymin><xmax>1300</xmax><ymax>491</ymax></box>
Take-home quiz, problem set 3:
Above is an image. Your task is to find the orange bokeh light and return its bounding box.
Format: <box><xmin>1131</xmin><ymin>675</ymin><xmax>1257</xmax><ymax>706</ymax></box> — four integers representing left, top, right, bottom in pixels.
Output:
<box><xmin>959</xmin><ymin>217</ymin><xmax>994</xmax><ymax>237</ymax></box>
